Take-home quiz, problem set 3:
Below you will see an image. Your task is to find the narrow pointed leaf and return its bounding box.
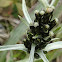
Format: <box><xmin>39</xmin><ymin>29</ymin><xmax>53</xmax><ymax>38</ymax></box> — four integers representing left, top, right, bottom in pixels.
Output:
<box><xmin>39</xmin><ymin>0</ymin><xmax>49</xmax><ymax>8</ymax></box>
<box><xmin>50</xmin><ymin>0</ymin><xmax>59</xmax><ymax>7</ymax></box>
<box><xmin>51</xmin><ymin>38</ymin><xmax>59</xmax><ymax>41</ymax></box>
<box><xmin>7</xmin><ymin>51</ymin><xmax>14</xmax><ymax>62</ymax></box>
<box><xmin>17</xmin><ymin>49</ymin><xmax>62</xmax><ymax>62</ymax></box>
<box><xmin>44</xmin><ymin>41</ymin><xmax>62</xmax><ymax>52</ymax></box>
<box><xmin>37</xmin><ymin>50</ymin><xmax>49</xmax><ymax>62</ymax></box>
<box><xmin>56</xmin><ymin>31</ymin><xmax>62</xmax><ymax>38</ymax></box>
<box><xmin>18</xmin><ymin>15</ymin><xmax>29</xmax><ymax>27</ymax></box>
<box><xmin>5</xmin><ymin>21</ymin><xmax>29</xmax><ymax>45</ymax></box>
<box><xmin>9</xmin><ymin>51</ymin><xmax>14</xmax><ymax>62</ymax></box>
<box><xmin>51</xmin><ymin>24</ymin><xmax>62</xmax><ymax>34</ymax></box>
<box><xmin>28</xmin><ymin>44</ymin><xmax>35</xmax><ymax>62</ymax></box>
<box><xmin>22</xmin><ymin>0</ymin><xmax>32</xmax><ymax>24</ymax></box>
<box><xmin>53</xmin><ymin>4</ymin><xmax>62</xmax><ymax>20</ymax></box>
<box><xmin>16</xmin><ymin>58</ymin><xmax>43</xmax><ymax>62</ymax></box>
<box><xmin>17</xmin><ymin>58</ymin><xmax>28</xmax><ymax>62</ymax></box>
<box><xmin>36</xmin><ymin>49</ymin><xmax>62</xmax><ymax>62</ymax></box>
<box><xmin>0</xmin><ymin>44</ymin><xmax>27</xmax><ymax>51</ymax></box>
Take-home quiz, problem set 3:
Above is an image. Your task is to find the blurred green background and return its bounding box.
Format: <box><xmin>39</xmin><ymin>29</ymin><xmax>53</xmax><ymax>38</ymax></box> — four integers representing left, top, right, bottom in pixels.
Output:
<box><xmin>0</xmin><ymin>0</ymin><xmax>62</xmax><ymax>62</ymax></box>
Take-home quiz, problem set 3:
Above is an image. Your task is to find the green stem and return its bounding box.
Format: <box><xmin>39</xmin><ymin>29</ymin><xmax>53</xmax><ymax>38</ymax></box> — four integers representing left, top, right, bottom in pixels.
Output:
<box><xmin>37</xmin><ymin>50</ymin><xmax>49</xmax><ymax>62</ymax></box>
<box><xmin>28</xmin><ymin>44</ymin><xmax>35</xmax><ymax>62</ymax></box>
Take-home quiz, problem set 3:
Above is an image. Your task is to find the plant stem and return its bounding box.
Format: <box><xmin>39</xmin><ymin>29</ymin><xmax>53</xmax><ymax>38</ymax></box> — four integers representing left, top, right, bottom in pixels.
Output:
<box><xmin>28</xmin><ymin>44</ymin><xmax>35</xmax><ymax>62</ymax></box>
<box><xmin>37</xmin><ymin>50</ymin><xmax>49</xmax><ymax>62</ymax></box>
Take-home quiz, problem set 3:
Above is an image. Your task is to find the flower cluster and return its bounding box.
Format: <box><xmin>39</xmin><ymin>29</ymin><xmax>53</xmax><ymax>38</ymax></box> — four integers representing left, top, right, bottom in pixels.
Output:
<box><xmin>23</xmin><ymin>7</ymin><xmax>58</xmax><ymax>52</ymax></box>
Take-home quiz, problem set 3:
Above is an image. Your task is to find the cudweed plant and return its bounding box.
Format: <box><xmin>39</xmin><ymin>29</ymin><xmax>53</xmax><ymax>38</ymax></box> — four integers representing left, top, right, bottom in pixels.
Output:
<box><xmin>0</xmin><ymin>0</ymin><xmax>62</xmax><ymax>62</ymax></box>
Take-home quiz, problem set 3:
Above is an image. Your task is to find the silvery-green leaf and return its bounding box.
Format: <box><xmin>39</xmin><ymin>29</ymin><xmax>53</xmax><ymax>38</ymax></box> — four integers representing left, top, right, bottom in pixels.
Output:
<box><xmin>44</xmin><ymin>41</ymin><xmax>62</xmax><ymax>52</ymax></box>
<box><xmin>0</xmin><ymin>44</ymin><xmax>27</xmax><ymax>51</ymax></box>
<box><xmin>10</xmin><ymin>51</ymin><xmax>14</xmax><ymax>62</ymax></box>
<box><xmin>51</xmin><ymin>24</ymin><xmax>62</xmax><ymax>34</ymax></box>
<box><xmin>18</xmin><ymin>15</ymin><xmax>29</xmax><ymax>27</ymax></box>
<box><xmin>56</xmin><ymin>31</ymin><xmax>62</xmax><ymax>38</ymax></box>
<box><xmin>17</xmin><ymin>58</ymin><xmax>43</xmax><ymax>62</ymax></box>
<box><xmin>17</xmin><ymin>58</ymin><xmax>28</xmax><ymax>62</ymax></box>
<box><xmin>22</xmin><ymin>0</ymin><xmax>32</xmax><ymax>24</ymax></box>
<box><xmin>53</xmin><ymin>4</ymin><xmax>62</xmax><ymax>20</ymax></box>
<box><xmin>50</xmin><ymin>0</ymin><xmax>59</xmax><ymax>7</ymax></box>
<box><xmin>37</xmin><ymin>50</ymin><xmax>49</xmax><ymax>62</ymax></box>
<box><xmin>51</xmin><ymin>38</ymin><xmax>59</xmax><ymax>41</ymax></box>
<box><xmin>36</xmin><ymin>49</ymin><xmax>62</xmax><ymax>62</ymax></box>
<box><xmin>39</xmin><ymin>0</ymin><xmax>49</xmax><ymax>8</ymax></box>
<box><xmin>28</xmin><ymin>44</ymin><xmax>35</xmax><ymax>62</ymax></box>
<box><xmin>5</xmin><ymin>20</ymin><xmax>29</xmax><ymax>45</ymax></box>
<box><xmin>7</xmin><ymin>51</ymin><xmax>14</xmax><ymax>62</ymax></box>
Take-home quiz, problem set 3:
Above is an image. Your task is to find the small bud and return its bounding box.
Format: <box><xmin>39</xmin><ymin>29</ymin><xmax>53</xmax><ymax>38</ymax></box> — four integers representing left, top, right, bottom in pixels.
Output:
<box><xmin>46</xmin><ymin>7</ymin><xmax>53</xmax><ymax>13</ymax></box>
<box><xmin>34</xmin><ymin>22</ymin><xmax>39</xmax><ymax>27</ymax></box>
<box><xmin>32</xmin><ymin>36</ymin><xmax>37</xmax><ymax>39</ymax></box>
<box><xmin>37</xmin><ymin>39</ymin><xmax>40</xmax><ymax>42</ymax></box>
<box><xmin>51</xmin><ymin>6</ymin><xmax>55</xmax><ymax>10</ymax></box>
<box><xmin>34</xmin><ymin>10</ymin><xmax>39</xmax><ymax>14</ymax></box>
<box><xmin>23</xmin><ymin>39</ymin><xmax>26</xmax><ymax>42</ymax></box>
<box><xmin>45</xmin><ymin>24</ymin><xmax>49</xmax><ymax>29</ymax></box>
<box><xmin>55</xmin><ymin>18</ymin><xmax>58</xmax><ymax>24</ymax></box>
<box><xmin>30</xmin><ymin>33</ymin><xmax>33</xmax><ymax>35</ymax></box>
<box><xmin>49</xmin><ymin>31</ymin><xmax>54</xmax><ymax>37</ymax></box>
<box><xmin>30</xmin><ymin>21</ymin><xmax>34</xmax><ymax>26</ymax></box>
<box><xmin>40</xmin><ymin>10</ymin><xmax>45</xmax><ymax>15</ymax></box>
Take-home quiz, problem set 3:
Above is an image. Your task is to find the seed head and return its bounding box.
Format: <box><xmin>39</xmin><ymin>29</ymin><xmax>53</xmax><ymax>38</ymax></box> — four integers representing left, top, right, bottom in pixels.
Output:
<box><xmin>51</xmin><ymin>6</ymin><xmax>55</xmax><ymax>10</ymax></box>
<box><xmin>40</xmin><ymin>10</ymin><xmax>45</xmax><ymax>15</ymax></box>
<box><xmin>46</xmin><ymin>7</ymin><xmax>53</xmax><ymax>13</ymax></box>
<box><xmin>45</xmin><ymin>24</ymin><xmax>50</xmax><ymax>29</ymax></box>
<box><xmin>23</xmin><ymin>39</ymin><xmax>26</xmax><ymax>42</ymax></box>
<box><xmin>34</xmin><ymin>22</ymin><xmax>39</xmax><ymax>27</ymax></box>
<box><xmin>23</xmin><ymin>7</ymin><xmax>56</xmax><ymax>51</ymax></box>
<box><xmin>34</xmin><ymin>10</ymin><xmax>39</xmax><ymax>14</ymax></box>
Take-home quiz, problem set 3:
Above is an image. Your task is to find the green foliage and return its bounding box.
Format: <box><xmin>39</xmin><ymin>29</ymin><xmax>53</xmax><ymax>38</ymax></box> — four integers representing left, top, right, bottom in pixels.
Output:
<box><xmin>12</xmin><ymin>4</ymin><xmax>19</xmax><ymax>18</ymax></box>
<box><xmin>53</xmin><ymin>4</ymin><xmax>62</xmax><ymax>19</ymax></box>
<box><xmin>53</xmin><ymin>0</ymin><xmax>59</xmax><ymax>7</ymax></box>
<box><xmin>8</xmin><ymin>51</ymin><xmax>14</xmax><ymax>62</ymax></box>
<box><xmin>13</xmin><ymin>50</ymin><xmax>26</xmax><ymax>60</ymax></box>
<box><xmin>52</xmin><ymin>24</ymin><xmax>62</xmax><ymax>34</ymax></box>
<box><xmin>16</xmin><ymin>3</ymin><xmax>23</xmax><ymax>16</ymax></box>
<box><xmin>0</xmin><ymin>0</ymin><xmax>12</xmax><ymax>7</ymax></box>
